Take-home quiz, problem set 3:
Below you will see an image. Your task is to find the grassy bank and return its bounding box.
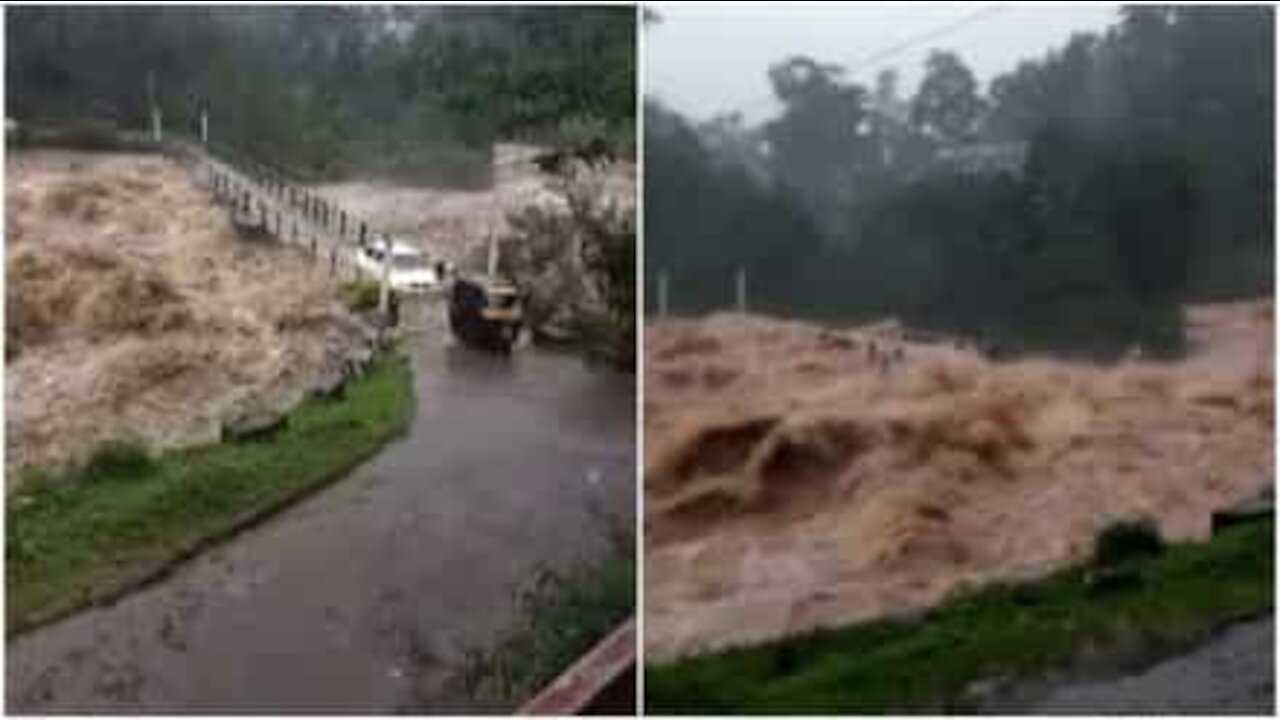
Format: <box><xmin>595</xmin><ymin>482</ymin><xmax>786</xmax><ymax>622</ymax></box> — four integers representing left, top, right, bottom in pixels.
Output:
<box><xmin>462</xmin><ymin>554</ymin><xmax>635</xmax><ymax>706</ymax></box>
<box><xmin>451</xmin><ymin>512</ymin><xmax>636</xmax><ymax>709</ymax></box>
<box><xmin>7</xmin><ymin>352</ymin><xmax>415</xmax><ymax>634</ymax></box>
<box><xmin>646</xmin><ymin>517</ymin><xmax>1274</xmax><ymax>713</ymax></box>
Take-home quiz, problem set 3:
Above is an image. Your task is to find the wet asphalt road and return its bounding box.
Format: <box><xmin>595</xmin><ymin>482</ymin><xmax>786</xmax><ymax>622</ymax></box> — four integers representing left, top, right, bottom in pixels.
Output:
<box><xmin>6</xmin><ymin>320</ymin><xmax>636</xmax><ymax>713</ymax></box>
<box><xmin>973</xmin><ymin>615</ymin><xmax>1275</xmax><ymax>715</ymax></box>
<box><xmin>1027</xmin><ymin>616</ymin><xmax>1275</xmax><ymax>715</ymax></box>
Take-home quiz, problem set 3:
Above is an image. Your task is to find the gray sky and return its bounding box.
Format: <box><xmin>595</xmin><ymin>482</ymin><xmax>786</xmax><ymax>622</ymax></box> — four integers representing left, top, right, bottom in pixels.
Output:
<box><xmin>646</xmin><ymin>2</ymin><xmax>1121</xmax><ymax>123</ymax></box>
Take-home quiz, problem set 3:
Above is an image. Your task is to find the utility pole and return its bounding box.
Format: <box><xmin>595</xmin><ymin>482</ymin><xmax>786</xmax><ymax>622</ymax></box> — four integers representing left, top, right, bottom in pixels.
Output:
<box><xmin>485</xmin><ymin>209</ymin><xmax>501</xmax><ymax>277</ymax></box>
<box><xmin>735</xmin><ymin>266</ymin><xmax>747</xmax><ymax>313</ymax></box>
<box><xmin>657</xmin><ymin>270</ymin><xmax>670</xmax><ymax>318</ymax></box>
<box><xmin>486</xmin><ymin>233</ymin><xmax>500</xmax><ymax>277</ymax></box>
<box><xmin>200</xmin><ymin>104</ymin><xmax>209</xmax><ymax>145</ymax></box>
<box><xmin>147</xmin><ymin>71</ymin><xmax>162</xmax><ymax>142</ymax></box>
<box><xmin>378</xmin><ymin>233</ymin><xmax>392</xmax><ymax>317</ymax></box>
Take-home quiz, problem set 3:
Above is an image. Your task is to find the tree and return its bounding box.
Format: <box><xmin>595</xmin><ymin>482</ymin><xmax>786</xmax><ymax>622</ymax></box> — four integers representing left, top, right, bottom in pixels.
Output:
<box><xmin>911</xmin><ymin>50</ymin><xmax>985</xmax><ymax>145</ymax></box>
<box><xmin>763</xmin><ymin>56</ymin><xmax>873</xmax><ymax>242</ymax></box>
<box><xmin>646</xmin><ymin>6</ymin><xmax>1269</xmax><ymax>357</ymax></box>
<box><xmin>645</xmin><ymin>101</ymin><xmax>822</xmax><ymax>314</ymax></box>
<box><xmin>983</xmin><ymin>5</ymin><xmax>1273</xmax><ymax>297</ymax></box>
<box><xmin>6</xmin><ymin>6</ymin><xmax>637</xmax><ymax>181</ymax></box>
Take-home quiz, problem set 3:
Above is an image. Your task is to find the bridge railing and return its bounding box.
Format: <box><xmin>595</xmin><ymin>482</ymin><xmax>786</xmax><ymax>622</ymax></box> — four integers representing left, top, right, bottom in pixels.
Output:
<box><xmin>173</xmin><ymin>135</ymin><xmax>391</xmax><ymax>285</ymax></box>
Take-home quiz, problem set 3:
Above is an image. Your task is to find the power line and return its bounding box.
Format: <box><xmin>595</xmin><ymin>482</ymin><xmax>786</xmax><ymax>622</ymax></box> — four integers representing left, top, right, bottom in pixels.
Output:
<box><xmin>725</xmin><ymin>3</ymin><xmax>1010</xmax><ymax>117</ymax></box>
<box><xmin>844</xmin><ymin>4</ymin><xmax>1009</xmax><ymax>77</ymax></box>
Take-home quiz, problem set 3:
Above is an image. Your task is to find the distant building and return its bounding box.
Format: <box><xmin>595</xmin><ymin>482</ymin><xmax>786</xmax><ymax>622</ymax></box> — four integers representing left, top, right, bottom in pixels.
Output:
<box><xmin>929</xmin><ymin>141</ymin><xmax>1029</xmax><ymax>178</ymax></box>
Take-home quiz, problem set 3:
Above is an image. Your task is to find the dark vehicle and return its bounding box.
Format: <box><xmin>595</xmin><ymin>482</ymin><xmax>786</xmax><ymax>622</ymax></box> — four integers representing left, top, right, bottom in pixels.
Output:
<box><xmin>449</xmin><ymin>275</ymin><xmax>523</xmax><ymax>354</ymax></box>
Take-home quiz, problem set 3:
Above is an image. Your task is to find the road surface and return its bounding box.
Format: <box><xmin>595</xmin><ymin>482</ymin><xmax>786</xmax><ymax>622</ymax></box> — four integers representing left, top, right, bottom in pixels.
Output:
<box><xmin>7</xmin><ymin>306</ymin><xmax>635</xmax><ymax>713</ymax></box>
<box><xmin>975</xmin><ymin>616</ymin><xmax>1275</xmax><ymax>714</ymax></box>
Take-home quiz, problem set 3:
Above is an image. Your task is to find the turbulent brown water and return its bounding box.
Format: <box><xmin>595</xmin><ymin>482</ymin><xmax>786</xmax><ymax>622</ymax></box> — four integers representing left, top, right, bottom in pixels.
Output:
<box><xmin>5</xmin><ymin>150</ymin><xmax>368</xmax><ymax>484</ymax></box>
<box><xmin>313</xmin><ymin>143</ymin><xmax>636</xmax><ymax>263</ymax></box>
<box><xmin>644</xmin><ymin>302</ymin><xmax>1273</xmax><ymax>660</ymax></box>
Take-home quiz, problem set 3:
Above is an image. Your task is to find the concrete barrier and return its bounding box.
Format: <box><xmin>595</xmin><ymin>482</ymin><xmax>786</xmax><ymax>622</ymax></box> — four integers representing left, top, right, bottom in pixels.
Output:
<box><xmin>517</xmin><ymin>617</ymin><xmax>635</xmax><ymax>716</ymax></box>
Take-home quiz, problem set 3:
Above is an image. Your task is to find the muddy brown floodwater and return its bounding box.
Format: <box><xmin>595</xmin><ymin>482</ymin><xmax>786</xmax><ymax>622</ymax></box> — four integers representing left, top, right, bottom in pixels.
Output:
<box><xmin>6</xmin><ymin>309</ymin><xmax>635</xmax><ymax>713</ymax></box>
<box><xmin>644</xmin><ymin>301</ymin><xmax>1272</xmax><ymax>661</ymax></box>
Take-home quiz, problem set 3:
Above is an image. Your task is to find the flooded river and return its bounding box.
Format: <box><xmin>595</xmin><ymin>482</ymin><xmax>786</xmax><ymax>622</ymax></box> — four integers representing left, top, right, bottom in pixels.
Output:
<box><xmin>7</xmin><ymin>314</ymin><xmax>636</xmax><ymax>713</ymax></box>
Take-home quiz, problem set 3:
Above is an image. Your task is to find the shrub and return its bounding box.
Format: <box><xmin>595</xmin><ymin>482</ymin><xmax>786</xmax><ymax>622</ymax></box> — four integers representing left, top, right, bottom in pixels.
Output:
<box><xmin>6</xmin><ymin>120</ymin><xmax>31</xmax><ymax>148</ymax></box>
<box><xmin>343</xmin><ymin>279</ymin><xmax>382</xmax><ymax>313</ymax></box>
<box><xmin>499</xmin><ymin>175</ymin><xmax>635</xmax><ymax>370</ymax></box>
<box><xmin>83</xmin><ymin>439</ymin><xmax>157</xmax><ymax>483</ymax></box>
<box><xmin>1092</xmin><ymin>518</ymin><xmax>1165</xmax><ymax>567</ymax></box>
<box><xmin>452</xmin><ymin>513</ymin><xmax>635</xmax><ymax>703</ymax></box>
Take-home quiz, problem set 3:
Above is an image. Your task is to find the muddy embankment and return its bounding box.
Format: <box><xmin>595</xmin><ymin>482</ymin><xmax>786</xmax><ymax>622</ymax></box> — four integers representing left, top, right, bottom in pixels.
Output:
<box><xmin>6</xmin><ymin>150</ymin><xmax>375</xmax><ymax>487</ymax></box>
<box><xmin>644</xmin><ymin>302</ymin><xmax>1273</xmax><ymax>660</ymax></box>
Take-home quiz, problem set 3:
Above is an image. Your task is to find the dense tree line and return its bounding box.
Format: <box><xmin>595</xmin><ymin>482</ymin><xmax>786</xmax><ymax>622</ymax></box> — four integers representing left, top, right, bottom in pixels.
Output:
<box><xmin>646</xmin><ymin>6</ymin><xmax>1272</xmax><ymax>358</ymax></box>
<box><xmin>8</xmin><ymin>6</ymin><xmax>635</xmax><ymax>184</ymax></box>
<box><xmin>646</xmin><ymin>102</ymin><xmax>824</xmax><ymax>316</ymax></box>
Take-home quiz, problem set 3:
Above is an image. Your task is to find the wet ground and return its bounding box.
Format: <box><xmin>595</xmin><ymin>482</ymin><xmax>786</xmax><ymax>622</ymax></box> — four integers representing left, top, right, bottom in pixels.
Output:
<box><xmin>976</xmin><ymin>616</ymin><xmax>1275</xmax><ymax>715</ymax></box>
<box><xmin>1030</xmin><ymin>617</ymin><xmax>1274</xmax><ymax>715</ymax></box>
<box><xmin>6</xmin><ymin>304</ymin><xmax>636</xmax><ymax>713</ymax></box>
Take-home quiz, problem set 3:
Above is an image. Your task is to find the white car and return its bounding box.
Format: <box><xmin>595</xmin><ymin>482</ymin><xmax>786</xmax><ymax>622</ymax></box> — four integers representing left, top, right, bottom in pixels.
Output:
<box><xmin>355</xmin><ymin>237</ymin><xmax>441</xmax><ymax>293</ymax></box>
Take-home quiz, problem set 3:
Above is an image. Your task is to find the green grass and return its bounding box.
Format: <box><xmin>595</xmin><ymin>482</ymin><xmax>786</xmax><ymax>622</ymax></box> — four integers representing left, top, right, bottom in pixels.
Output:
<box><xmin>7</xmin><ymin>352</ymin><xmax>415</xmax><ymax>634</ymax></box>
<box><xmin>645</xmin><ymin>517</ymin><xmax>1274</xmax><ymax>714</ymax></box>
<box><xmin>453</xmin><ymin>510</ymin><xmax>636</xmax><ymax>707</ymax></box>
<box><xmin>466</xmin><ymin>554</ymin><xmax>636</xmax><ymax>703</ymax></box>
